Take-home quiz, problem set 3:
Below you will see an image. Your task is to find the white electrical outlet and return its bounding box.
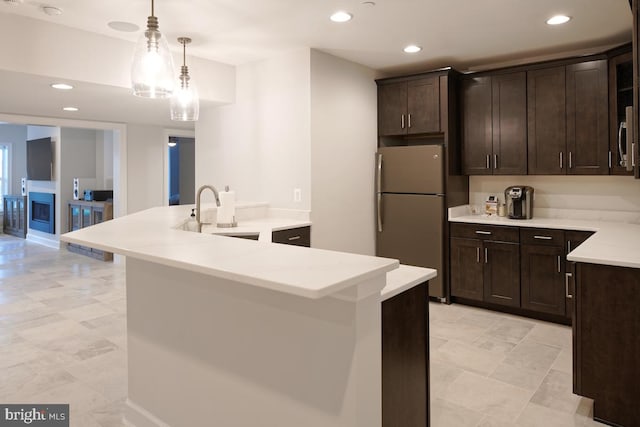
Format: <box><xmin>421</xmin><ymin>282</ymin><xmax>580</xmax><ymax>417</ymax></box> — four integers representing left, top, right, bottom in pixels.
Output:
<box><xmin>293</xmin><ymin>188</ymin><xmax>302</xmax><ymax>203</ymax></box>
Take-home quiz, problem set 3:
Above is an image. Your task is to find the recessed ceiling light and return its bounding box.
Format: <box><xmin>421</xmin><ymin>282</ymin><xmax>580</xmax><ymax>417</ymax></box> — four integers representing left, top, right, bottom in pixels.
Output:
<box><xmin>546</xmin><ymin>15</ymin><xmax>571</xmax><ymax>25</ymax></box>
<box><xmin>108</xmin><ymin>21</ymin><xmax>140</xmax><ymax>32</ymax></box>
<box><xmin>63</xmin><ymin>107</ymin><xmax>79</xmax><ymax>112</ymax></box>
<box><xmin>361</xmin><ymin>1</ymin><xmax>376</xmax><ymax>6</ymax></box>
<box><xmin>51</xmin><ymin>83</ymin><xmax>73</xmax><ymax>90</ymax></box>
<box><xmin>330</xmin><ymin>11</ymin><xmax>353</xmax><ymax>23</ymax></box>
<box><xmin>42</xmin><ymin>5</ymin><xmax>62</xmax><ymax>16</ymax></box>
<box><xmin>403</xmin><ymin>45</ymin><xmax>422</xmax><ymax>54</ymax></box>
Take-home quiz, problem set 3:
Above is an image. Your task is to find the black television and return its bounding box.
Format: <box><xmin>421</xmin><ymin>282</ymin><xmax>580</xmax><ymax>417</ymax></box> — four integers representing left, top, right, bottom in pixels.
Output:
<box><xmin>27</xmin><ymin>137</ymin><xmax>53</xmax><ymax>181</ymax></box>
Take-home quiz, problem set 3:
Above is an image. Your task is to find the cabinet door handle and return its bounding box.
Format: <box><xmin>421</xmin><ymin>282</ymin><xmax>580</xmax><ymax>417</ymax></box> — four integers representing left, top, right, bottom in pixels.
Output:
<box><xmin>557</xmin><ymin>255</ymin><xmax>561</xmax><ymax>273</ymax></box>
<box><xmin>608</xmin><ymin>150</ymin><xmax>612</xmax><ymax>169</ymax></box>
<box><xmin>475</xmin><ymin>230</ymin><xmax>492</xmax><ymax>235</ymax></box>
<box><xmin>401</xmin><ymin>114</ymin><xmax>405</xmax><ymax>129</ymax></box>
<box><xmin>476</xmin><ymin>247</ymin><xmax>480</xmax><ymax>263</ymax></box>
<box><xmin>484</xmin><ymin>248</ymin><xmax>488</xmax><ymax>264</ymax></box>
<box><xmin>486</xmin><ymin>154</ymin><xmax>490</xmax><ymax>169</ymax></box>
<box><xmin>494</xmin><ymin>154</ymin><xmax>498</xmax><ymax>170</ymax></box>
<box><xmin>534</xmin><ymin>235</ymin><xmax>552</xmax><ymax>240</ymax></box>
<box><xmin>377</xmin><ymin>193</ymin><xmax>383</xmax><ymax>232</ymax></box>
<box><xmin>408</xmin><ymin>113</ymin><xmax>412</xmax><ymax>128</ymax></box>
<box><xmin>569</xmin><ymin>151</ymin><xmax>573</xmax><ymax>169</ymax></box>
<box><xmin>559</xmin><ymin>152</ymin><xmax>564</xmax><ymax>169</ymax></box>
<box><xmin>565</xmin><ymin>272</ymin><xmax>573</xmax><ymax>298</ymax></box>
<box><xmin>288</xmin><ymin>236</ymin><xmax>301</xmax><ymax>241</ymax></box>
<box><xmin>567</xmin><ymin>241</ymin><xmax>572</xmax><ymax>253</ymax></box>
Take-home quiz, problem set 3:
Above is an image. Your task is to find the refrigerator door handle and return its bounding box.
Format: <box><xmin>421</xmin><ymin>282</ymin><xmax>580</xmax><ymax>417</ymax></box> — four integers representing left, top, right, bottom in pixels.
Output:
<box><xmin>377</xmin><ymin>193</ymin><xmax>383</xmax><ymax>232</ymax></box>
<box><xmin>376</xmin><ymin>152</ymin><xmax>383</xmax><ymax>232</ymax></box>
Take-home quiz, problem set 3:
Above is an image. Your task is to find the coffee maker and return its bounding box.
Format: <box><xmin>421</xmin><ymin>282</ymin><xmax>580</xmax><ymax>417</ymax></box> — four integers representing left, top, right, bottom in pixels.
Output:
<box><xmin>505</xmin><ymin>186</ymin><xmax>534</xmax><ymax>219</ymax></box>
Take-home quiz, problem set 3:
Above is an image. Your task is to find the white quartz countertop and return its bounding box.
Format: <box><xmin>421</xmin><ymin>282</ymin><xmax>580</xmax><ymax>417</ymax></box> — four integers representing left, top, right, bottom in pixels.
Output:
<box><xmin>449</xmin><ymin>207</ymin><xmax>640</xmax><ymax>269</ymax></box>
<box><xmin>61</xmin><ymin>205</ymin><xmax>398</xmax><ymax>299</ymax></box>
<box><xmin>382</xmin><ymin>265</ymin><xmax>437</xmax><ymax>301</ymax></box>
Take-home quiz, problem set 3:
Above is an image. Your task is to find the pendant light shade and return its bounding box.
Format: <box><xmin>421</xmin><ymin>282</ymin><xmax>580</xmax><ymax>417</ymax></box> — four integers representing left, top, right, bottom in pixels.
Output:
<box><xmin>170</xmin><ymin>37</ymin><xmax>199</xmax><ymax>121</ymax></box>
<box><xmin>131</xmin><ymin>0</ymin><xmax>175</xmax><ymax>98</ymax></box>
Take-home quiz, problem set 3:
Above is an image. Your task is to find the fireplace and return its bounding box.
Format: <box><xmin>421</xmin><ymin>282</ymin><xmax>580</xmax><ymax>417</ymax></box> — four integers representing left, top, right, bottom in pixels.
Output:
<box><xmin>29</xmin><ymin>192</ymin><xmax>55</xmax><ymax>234</ymax></box>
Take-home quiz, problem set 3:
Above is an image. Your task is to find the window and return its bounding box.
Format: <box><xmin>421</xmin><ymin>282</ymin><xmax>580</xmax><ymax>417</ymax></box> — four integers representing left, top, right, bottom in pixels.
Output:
<box><xmin>0</xmin><ymin>144</ymin><xmax>10</xmax><ymax>203</ymax></box>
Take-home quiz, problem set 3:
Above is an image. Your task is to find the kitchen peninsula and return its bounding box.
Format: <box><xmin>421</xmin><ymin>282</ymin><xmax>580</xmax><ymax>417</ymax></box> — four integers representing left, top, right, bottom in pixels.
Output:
<box><xmin>61</xmin><ymin>204</ymin><xmax>434</xmax><ymax>427</ymax></box>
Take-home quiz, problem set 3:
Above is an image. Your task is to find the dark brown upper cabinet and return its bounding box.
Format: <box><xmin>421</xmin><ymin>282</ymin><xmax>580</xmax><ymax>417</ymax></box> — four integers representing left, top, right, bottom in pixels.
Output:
<box><xmin>527</xmin><ymin>66</ymin><xmax>567</xmax><ymax>174</ymax></box>
<box><xmin>378</xmin><ymin>76</ymin><xmax>440</xmax><ymax>136</ymax></box>
<box><xmin>566</xmin><ymin>60</ymin><xmax>609</xmax><ymax>175</ymax></box>
<box><xmin>461</xmin><ymin>72</ymin><xmax>527</xmax><ymax>175</ymax></box>
<box><xmin>608</xmin><ymin>51</ymin><xmax>634</xmax><ymax>175</ymax></box>
<box><xmin>528</xmin><ymin>61</ymin><xmax>609</xmax><ymax>175</ymax></box>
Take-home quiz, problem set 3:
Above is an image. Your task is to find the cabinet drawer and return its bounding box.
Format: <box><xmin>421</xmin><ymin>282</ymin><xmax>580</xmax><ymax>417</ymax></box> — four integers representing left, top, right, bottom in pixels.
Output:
<box><xmin>272</xmin><ymin>226</ymin><xmax>311</xmax><ymax>247</ymax></box>
<box><xmin>520</xmin><ymin>228</ymin><xmax>564</xmax><ymax>246</ymax></box>
<box><xmin>450</xmin><ymin>223</ymin><xmax>519</xmax><ymax>243</ymax></box>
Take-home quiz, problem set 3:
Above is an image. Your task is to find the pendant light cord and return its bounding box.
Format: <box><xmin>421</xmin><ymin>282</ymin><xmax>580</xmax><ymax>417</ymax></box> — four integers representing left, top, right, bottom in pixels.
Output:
<box><xmin>151</xmin><ymin>0</ymin><xmax>155</xmax><ymax>17</ymax></box>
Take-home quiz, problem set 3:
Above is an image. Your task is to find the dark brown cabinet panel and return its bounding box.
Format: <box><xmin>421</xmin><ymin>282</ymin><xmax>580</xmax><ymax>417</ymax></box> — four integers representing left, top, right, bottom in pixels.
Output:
<box><xmin>528</xmin><ymin>66</ymin><xmax>567</xmax><ymax>174</ymax></box>
<box><xmin>461</xmin><ymin>77</ymin><xmax>492</xmax><ymax>174</ymax></box>
<box><xmin>67</xmin><ymin>201</ymin><xmax>113</xmax><ymax>261</ymax></box>
<box><xmin>566</xmin><ymin>60</ymin><xmax>609</xmax><ymax>175</ymax></box>
<box><xmin>450</xmin><ymin>237</ymin><xmax>484</xmax><ymax>301</ymax></box>
<box><xmin>461</xmin><ymin>73</ymin><xmax>527</xmax><ymax>175</ymax></box>
<box><xmin>271</xmin><ymin>226</ymin><xmax>311</xmax><ymax>247</ymax></box>
<box><xmin>483</xmin><ymin>241</ymin><xmax>520</xmax><ymax>307</ymax></box>
<box><xmin>407</xmin><ymin>77</ymin><xmax>440</xmax><ymax>134</ymax></box>
<box><xmin>378</xmin><ymin>76</ymin><xmax>441</xmax><ymax>137</ymax></box>
<box><xmin>608</xmin><ymin>51</ymin><xmax>633</xmax><ymax>175</ymax></box>
<box><xmin>492</xmin><ymin>72</ymin><xmax>528</xmax><ymax>175</ymax></box>
<box><xmin>521</xmin><ymin>243</ymin><xmax>566</xmax><ymax>316</ymax></box>
<box><xmin>378</xmin><ymin>82</ymin><xmax>407</xmax><ymax>136</ymax></box>
<box><xmin>382</xmin><ymin>282</ymin><xmax>429</xmax><ymax>427</ymax></box>
<box><xmin>2</xmin><ymin>195</ymin><xmax>27</xmax><ymax>238</ymax></box>
<box><xmin>574</xmin><ymin>262</ymin><xmax>640</xmax><ymax>427</ymax></box>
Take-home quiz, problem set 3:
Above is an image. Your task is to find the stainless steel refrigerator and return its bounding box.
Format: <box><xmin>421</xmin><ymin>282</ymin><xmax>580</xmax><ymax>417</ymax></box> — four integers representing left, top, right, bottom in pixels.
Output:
<box><xmin>376</xmin><ymin>144</ymin><xmax>446</xmax><ymax>299</ymax></box>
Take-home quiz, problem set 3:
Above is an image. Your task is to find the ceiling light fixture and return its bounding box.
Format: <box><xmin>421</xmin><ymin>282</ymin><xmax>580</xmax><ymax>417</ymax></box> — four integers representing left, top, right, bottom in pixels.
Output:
<box><xmin>168</xmin><ymin>137</ymin><xmax>177</xmax><ymax>147</ymax></box>
<box><xmin>108</xmin><ymin>21</ymin><xmax>140</xmax><ymax>32</ymax></box>
<box><xmin>170</xmin><ymin>37</ymin><xmax>199</xmax><ymax>121</ymax></box>
<box><xmin>330</xmin><ymin>11</ymin><xmax>353</xmax><ymax>23</ymax></box>
<box><xmin>51</xmin><ymin>83</ymin><xmax>73</xmax><ymax>90</ymax></box>
<box><xmin>403</xmin><ymin>45</ymin><xmax>422</xmax><ymax>54</ymax></box>
<box><xmin>131</xmin><ymin>0</ymin><xmax>175</xmax><ymax>98</ymax></box>
<box><xmin>546</xmin><ymin>15</ymin><xmax>571</xmax><ymax>25</ymax></box>
<box><xmin>42</xmin><ymin>5</ymin><xmax>62</xmax><ymax>16</ymax></box>
<box><xmin>63</xmin><ymin>107</ymin><xmax>79</xmax><ymax>112</ymax></box>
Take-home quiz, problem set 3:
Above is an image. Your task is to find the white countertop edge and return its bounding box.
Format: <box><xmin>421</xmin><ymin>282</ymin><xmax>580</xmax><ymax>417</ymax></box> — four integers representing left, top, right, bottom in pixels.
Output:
<box><xmin>382</xmin><ymin>265</ymin><xmax>437</xmax><ymax>301</ymax></box>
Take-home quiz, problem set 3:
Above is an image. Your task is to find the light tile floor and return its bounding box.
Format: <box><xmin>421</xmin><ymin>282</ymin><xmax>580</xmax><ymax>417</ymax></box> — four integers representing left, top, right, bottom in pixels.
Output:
<box><xmin>0</xmin><ymin>235</ymin><xmax>607</xmax><ymax>426</ymax></box>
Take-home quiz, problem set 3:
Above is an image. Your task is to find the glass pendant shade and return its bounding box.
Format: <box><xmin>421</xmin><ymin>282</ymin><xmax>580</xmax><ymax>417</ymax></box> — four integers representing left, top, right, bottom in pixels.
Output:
<box><xmin>131</xmin><ymin>15</ymin><xmax>175</xmax><ymax>98</ymax></box>
<box><xmin>170</xmin><ymin>37</ymin><xmax>200</xmax><ymax>121</ymax></box>
<box><xmin>170</xmin><ymin>77</ymin><xmax>199</xmax><ymax>121</ymax></box>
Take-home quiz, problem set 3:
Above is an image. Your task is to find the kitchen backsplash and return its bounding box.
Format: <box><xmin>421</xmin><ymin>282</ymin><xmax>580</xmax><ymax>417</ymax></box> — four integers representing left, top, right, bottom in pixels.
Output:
<box><xmin>469</xmin><ymin>176</ymin><xmax>640</xmax><ymax>218</ymax></box>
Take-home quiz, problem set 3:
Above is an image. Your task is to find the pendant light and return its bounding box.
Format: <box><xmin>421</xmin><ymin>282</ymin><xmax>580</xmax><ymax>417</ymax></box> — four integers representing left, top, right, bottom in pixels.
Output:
<box><xmin>131</xmin><ymin>0</ymin><xmax>175</xmax><ymax>98</ymax></box>
<box><xmin>170</xmin><ymin>37</ymin><xmax>199</xmax><ymax>121</ymax></box>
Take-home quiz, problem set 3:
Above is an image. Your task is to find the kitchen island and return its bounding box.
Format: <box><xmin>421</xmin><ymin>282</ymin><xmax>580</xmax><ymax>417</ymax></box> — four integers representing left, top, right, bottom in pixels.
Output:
<box><xmin>61</xmin><ymin>205</ymin><xmax>434</xmax><ymax>427</ymax></box>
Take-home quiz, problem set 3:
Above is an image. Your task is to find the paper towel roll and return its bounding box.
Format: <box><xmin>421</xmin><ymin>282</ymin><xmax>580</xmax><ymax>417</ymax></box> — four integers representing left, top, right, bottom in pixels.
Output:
<box><xmin>217</xmin><ymin>190</ymin><xmax>236</xmax><ymax>225</ymax></box>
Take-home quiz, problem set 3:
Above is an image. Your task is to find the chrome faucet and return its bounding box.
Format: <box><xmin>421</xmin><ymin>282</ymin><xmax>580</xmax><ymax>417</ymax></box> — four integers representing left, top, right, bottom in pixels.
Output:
<box><xmin>195</xmin><ymin>185</ymin><xmax>221</xmax><ymax>232</ymax></box>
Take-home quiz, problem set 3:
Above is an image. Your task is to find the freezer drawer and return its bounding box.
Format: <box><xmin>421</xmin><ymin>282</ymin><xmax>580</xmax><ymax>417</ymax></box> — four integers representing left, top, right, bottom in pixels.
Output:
<box><xmin>377</xmin><ymin>145</ymin><xmax>444</xmax><ymax>194</ymax></box>
<box><xmin>376</xmin><ymin>193</ymin><xmax>445</xmax><ymax>298</ymax></box>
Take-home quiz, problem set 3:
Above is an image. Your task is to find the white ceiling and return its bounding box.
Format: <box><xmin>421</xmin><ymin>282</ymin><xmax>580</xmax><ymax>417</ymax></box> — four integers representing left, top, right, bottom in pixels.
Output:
<box><xmin>0</xmin><ymin>0</ymin><xmax>633</xmax><ymax>127</ymax></box>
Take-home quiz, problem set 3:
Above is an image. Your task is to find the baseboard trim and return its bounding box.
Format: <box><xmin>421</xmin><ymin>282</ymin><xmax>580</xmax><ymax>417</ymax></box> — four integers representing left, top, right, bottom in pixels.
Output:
<box><xmin>26</xmin><ymin>233</ymin><xmax>60</xmax><ymax>249</ymax></box>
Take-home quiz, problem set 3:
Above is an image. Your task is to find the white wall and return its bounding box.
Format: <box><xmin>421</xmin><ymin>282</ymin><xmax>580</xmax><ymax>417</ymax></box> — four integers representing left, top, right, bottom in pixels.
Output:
<box><xmin>60</xmin><ymin>128</ymin><xmax>98</xmax><ymax>233</ymax></box>
<box><xmin>96</xmin><ymin>130</ymin><xmax>115</xmax><ymax>190</ymax></box>
<box><xmin>470</xmin><ymin>175</ymin><xmax>640</xmax><ymax>213</ymax></box>
<box><xmin>0</xmin><ymin>124</ymin><xmax>27</xmax><ymax>194</ymax></box>
<box><xmin>127</xmin><ymin>125</ymin><xmax>166</xmax><ymax>213</ymax></box>
<box><xmin>196</xmin><ymin>49</ymin><xmax>311</xmax><ymax>208</ymax></box>
<box><xmin>310</xmin><ymin>50</ymin><xmax>378</xmax><ymax>255</ymax></box>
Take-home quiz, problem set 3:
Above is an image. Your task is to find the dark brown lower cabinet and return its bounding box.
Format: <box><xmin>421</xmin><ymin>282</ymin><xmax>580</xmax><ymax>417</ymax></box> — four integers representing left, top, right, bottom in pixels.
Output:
<box><xmin>573</xmin><ymin>262</ymin><xmax>640</xmax><ymax>427</ymax></box>
<box><xmin>271</xmin><ymin>226</ymin><xmax>311</xmax><ymax>247</ymax></box>
<box><xmin>382</xmin><ymin>281</ymin><xmax>429</xmax><ymax>427</ymax></box>
<box><xmin>483</xmin><ymin>241</ymin><xmax>520</xmax><ymax>307</ymax></box>
<box><xmin>450</xmin><ymin>236</ymin><xmax>519</xmax><ymax>308</ymax></box>
<box><xmin>521</xmin><ymin>244</ymin><xmax>566</xmax><ymax>316</ymax></box>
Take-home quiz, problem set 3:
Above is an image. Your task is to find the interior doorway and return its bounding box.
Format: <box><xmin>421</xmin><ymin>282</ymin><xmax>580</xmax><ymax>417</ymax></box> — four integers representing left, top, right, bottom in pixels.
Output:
<box><xmin>167</xmin><ymin>136</ymin><xmax>195</xmax><ymax>205</ymax></box>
